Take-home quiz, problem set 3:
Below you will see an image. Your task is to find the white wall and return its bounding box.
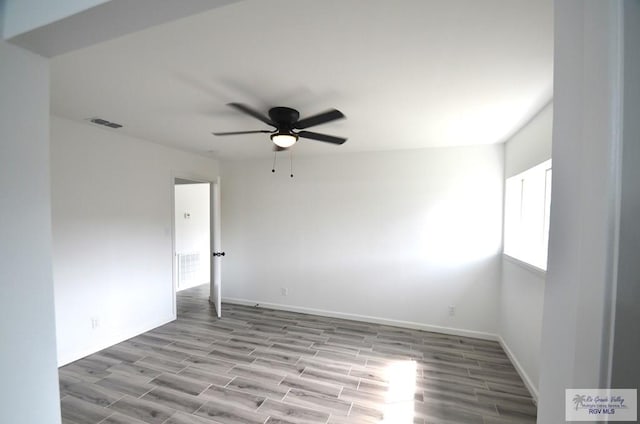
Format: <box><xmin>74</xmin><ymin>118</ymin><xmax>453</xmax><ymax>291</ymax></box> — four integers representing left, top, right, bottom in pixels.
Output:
<box><xmin>0</xmin><ymin>40</ymin><xmax>61</xmax><ymax>423</ymax></box>
<box><xmin>537</xmin><ymin>1</ymin><xmax>624</xmax><ymax>421</ymax></box>
<box><xmin>500</xmin><ymin>261</ymin><xmax>545</xmax><ymax>395</ymax></box>
<box><xmin>51</xmin><ymin>116</ymin><xmax>219</xmax><ymax>365</ymax></box>
<box><xmin>175</xmin><ymin>183</ymin><xmax>210</xmax><ymax>290</ymax></box>
<box><xmin>499</xmin><ymin>102</ymin><xmax>552</xmax><ymax>399</ymax></box>
<box><xmin>221</xmin><ymin>145</ymin><xmax>504</xmax><ymax>337</ymax></box>
<box><xmin>504</xmin><ymin>103</ymin><xmax>553</xmax><ymax>179</ymax></box>
<box><xmin>611</xmin><ymin>0</ymin><xmax>640</xmax><ymax>390</ymax></box>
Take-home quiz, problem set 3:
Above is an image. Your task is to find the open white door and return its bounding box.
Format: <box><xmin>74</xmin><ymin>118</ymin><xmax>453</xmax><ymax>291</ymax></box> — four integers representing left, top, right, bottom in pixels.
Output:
<box><xmin>210</xmin><ymin>177</ymin><xmax>223</xmax><ymax>317</ymax></box>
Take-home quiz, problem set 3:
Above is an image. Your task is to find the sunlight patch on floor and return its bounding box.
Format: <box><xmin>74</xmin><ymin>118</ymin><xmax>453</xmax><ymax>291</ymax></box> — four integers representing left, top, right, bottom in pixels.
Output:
<box><xmin>381</xmin><ymin>360</ymin><xmax>417</xmax><ymax>423</ymax></box>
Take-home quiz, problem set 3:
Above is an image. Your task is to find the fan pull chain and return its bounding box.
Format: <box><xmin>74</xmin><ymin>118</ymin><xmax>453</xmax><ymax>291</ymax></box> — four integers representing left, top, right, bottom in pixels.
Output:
<box><xmin>271</xmin><ymin>151</ymin><xmax>277</xmax><ymax>173</ymax></box>
<box><xmin>290</xmin><ymin>149</ymin><xmax>294</xmax><ymax>178</ymax></box>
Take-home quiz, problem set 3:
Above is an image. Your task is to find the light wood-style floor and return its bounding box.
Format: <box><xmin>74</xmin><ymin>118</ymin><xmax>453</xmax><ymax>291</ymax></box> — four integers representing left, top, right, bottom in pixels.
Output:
<box><xmin>59</xmin><ymin>285</ymin><xmax>537</xmax><ymax>424</ymax></box>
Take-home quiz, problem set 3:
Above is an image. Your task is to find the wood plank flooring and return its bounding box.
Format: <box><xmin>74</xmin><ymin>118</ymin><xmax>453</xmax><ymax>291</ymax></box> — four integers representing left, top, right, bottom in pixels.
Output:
<box><xmin>59</xmin><ymin>285</ymin><xmax>537</xmax><ymax>424</ymax></box>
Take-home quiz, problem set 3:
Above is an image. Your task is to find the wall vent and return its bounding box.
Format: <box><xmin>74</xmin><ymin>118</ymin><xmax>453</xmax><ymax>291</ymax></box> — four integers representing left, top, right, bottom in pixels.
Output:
<box><xmin>177</xmin><ymin>253</ymin><xmax>200</xmax><ymax>289</ymax></box>
<box><xmin>89</xmin><ymin>117</ymin><xmax>122</xmax><ymax>129</ymax></box>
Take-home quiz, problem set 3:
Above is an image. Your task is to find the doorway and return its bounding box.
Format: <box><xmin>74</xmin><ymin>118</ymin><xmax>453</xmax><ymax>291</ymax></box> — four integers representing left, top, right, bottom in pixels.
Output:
<box><xmin>172</xmin><ymin>176</ymin><xmax>223</xmax><ymax>319</ymax></box>
<box><xmin>172</xmin><ymin>176</ymin><xmax>223</xmax><ymax>318</ymax></box>
<box><xmin>173</xmin><ymin>178</ymin><xmax>211</xmax><ymax>297</ymax></box>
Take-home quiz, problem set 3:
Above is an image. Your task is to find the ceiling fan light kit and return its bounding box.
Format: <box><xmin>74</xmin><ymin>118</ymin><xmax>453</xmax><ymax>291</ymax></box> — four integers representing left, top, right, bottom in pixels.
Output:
<box><xmin>271</xmin><ymin>132</ymin><xmax>298</xmax><ymax>148</ymax></box>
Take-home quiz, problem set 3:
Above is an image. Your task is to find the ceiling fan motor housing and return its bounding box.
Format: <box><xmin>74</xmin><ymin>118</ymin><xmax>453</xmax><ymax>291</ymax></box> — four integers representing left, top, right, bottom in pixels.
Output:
<box><xmin>269</xmin><ymin>107</ymin><xmax>300</xmax><ymax>132</ymax></box>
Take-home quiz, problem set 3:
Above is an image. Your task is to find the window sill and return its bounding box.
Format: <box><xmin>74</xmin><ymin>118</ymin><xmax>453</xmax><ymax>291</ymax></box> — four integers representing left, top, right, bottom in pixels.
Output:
<box><xmin>502</xmin><ymin>253</ymin><xmax>547</xmax><ymax>278</ymax></box>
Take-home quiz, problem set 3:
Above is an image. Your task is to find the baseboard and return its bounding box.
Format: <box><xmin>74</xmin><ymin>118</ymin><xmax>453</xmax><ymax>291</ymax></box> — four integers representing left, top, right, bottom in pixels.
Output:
<box><xmin>497</xmin><ymin>335</ymin><xmax>539</xmax><ymax>402</ymax></box>
<box><xmin>223</xmin><ymin>297</ymin><xmax>500</xmax><ymax>341</ymax></box>
<box><xmin>57</xmin><ymin>315</ymin><xmax>175</xmax><ymax>367</ymax></box>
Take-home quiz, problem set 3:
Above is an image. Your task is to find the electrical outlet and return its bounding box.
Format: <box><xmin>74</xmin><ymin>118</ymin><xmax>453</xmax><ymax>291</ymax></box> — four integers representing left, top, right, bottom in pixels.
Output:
<box><xmin>91</xmin><ymin>317</ymin><xmax>99</xmax><ymax>329</ymax></box>
<box><xmin>448</xmin><ymin>306</ymin><xmax>456</xmax><ymax>316</ymax></box>
<box><xmin>281</xmin><ymin>287</ymin><xmax>288</xmax><ymax>296</ymax></box>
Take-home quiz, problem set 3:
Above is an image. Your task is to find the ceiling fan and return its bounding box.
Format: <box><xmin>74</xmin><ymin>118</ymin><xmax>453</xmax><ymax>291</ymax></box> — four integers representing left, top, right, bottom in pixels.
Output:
<box><xmin>212</xmin><ymin>103</ymin><xmax>347</xmax><ymax>150</ymax></box>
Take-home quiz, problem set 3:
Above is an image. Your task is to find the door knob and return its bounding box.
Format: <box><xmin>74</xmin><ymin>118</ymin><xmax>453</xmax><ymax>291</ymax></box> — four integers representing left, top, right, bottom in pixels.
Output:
<box><xmin>213</xmin><ymin>252</ymin><xmax>226</xmax><ymax>257</ymax></box>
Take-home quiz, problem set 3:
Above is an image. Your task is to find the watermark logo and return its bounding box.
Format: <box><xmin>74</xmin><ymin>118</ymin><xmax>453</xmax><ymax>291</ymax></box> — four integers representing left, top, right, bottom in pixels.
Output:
<box><xmin>566</xmin><ymin>389</ymin><xmax>637</xmax><ymax>421</ymax></box>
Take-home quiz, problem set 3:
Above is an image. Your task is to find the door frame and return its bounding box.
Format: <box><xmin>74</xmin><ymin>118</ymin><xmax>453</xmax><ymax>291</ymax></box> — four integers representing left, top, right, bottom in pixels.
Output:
<box><xmin>170</xmin><ymin>173</ymin><xmax>216</xmax><ymax>319</ymax></box>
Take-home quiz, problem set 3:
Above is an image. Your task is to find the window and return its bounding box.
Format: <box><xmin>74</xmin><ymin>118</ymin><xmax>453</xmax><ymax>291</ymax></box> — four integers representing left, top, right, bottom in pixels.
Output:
<box><xmin>504</xmin><ymin>159</ymin><xmax>552</xmax><ymax>270</ymax></box>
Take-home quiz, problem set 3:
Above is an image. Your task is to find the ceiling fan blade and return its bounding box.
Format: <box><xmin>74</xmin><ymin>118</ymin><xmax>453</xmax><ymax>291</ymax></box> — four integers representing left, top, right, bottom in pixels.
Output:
<box><xmin>298</xmin><ymin>131</ymin><xmax>347</xmax><ymax>145</ymax></box>
<box><xmin>228</xmin><ymin>103</ymin><xmax>275</xmax><ymax>126</ymax></box>
<box><xmin>212</xmin><ymin>130</ymin><xmax>273</xmax><ymax>136</ymax></box>
<box><xmin>294</xmin><ymin>109</ymin><xmax>345</xmax><ymax>129</ymax></box>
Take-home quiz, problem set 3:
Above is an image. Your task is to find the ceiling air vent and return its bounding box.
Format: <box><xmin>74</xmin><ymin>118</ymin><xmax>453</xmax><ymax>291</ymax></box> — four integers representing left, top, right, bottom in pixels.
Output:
<box><xmin>89</xmin><ymin>117</ymin><xmax>122</xmax><ymax>129</ymax></box>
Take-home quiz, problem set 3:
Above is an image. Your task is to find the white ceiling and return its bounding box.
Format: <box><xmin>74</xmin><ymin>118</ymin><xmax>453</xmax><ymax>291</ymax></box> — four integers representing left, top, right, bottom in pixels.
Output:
<box><xmin>50</xmin><ymin>0</ymin><xmax>553</xmax><ymax>159</ymax></box>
